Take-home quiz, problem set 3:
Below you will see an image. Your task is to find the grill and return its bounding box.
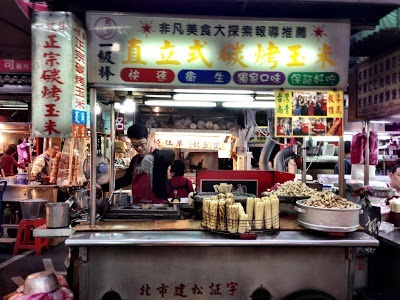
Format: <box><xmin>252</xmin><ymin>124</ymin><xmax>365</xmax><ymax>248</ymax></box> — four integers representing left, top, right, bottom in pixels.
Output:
<box><xmin>102</xmin><ymin>204</ymin><xmax>182</xmax><ymax>220</ymax></box>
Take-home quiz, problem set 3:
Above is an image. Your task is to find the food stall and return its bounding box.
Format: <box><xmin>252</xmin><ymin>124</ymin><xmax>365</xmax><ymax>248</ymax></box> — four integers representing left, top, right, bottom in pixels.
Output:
<box><xmin>27</xmin><ymin>10</ymin><xmax>381</xmax><ymax>300</ymax></box>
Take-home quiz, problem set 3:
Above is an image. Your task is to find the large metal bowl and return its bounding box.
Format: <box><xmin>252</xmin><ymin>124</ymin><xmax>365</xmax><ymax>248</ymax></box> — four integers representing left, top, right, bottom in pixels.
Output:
<box><xmin>295</xmin><ymin>200</ymin><xmax>362</xmax><ymax>232</ymax></box>
<box><xmin>369</xmin><ymin>187</ymin><xmax>395</xmax><ymax>198</ymax></box>
<box><xmin>23</xmin><ymin>271</ymin><xmax>60</xmax><ymax>295</ymax></box>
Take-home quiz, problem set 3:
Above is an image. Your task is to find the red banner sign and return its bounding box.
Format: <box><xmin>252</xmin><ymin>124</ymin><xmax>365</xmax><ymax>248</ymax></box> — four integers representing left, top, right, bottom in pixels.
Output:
<box><xmin>0</xmin><ymin>59</ymin><xmax>31</xmax><ymax>73</ymax></box>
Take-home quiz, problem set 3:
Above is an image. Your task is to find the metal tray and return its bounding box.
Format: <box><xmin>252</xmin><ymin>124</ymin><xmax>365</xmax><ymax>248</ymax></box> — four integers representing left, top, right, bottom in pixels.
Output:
<box><xmin>297</xmin><ymin>219</ymin><xmax>359</xmax><ymax>233</ymax></box>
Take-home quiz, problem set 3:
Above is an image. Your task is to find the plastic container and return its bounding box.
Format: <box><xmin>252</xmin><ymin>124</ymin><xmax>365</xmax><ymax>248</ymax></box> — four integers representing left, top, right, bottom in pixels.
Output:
<box><xmin>20</xmin><ymin>199</ymin><xmax>47</xmax><ymax>219</ymax></box>
<box><xmin>16</xmin><ymin>173</ymin><xmax>27</xmax><ymax>184</ymax></box>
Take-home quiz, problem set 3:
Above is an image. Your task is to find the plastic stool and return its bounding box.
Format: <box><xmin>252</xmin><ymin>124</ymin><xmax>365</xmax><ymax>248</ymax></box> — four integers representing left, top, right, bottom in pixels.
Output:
<box><xmin>13</xmin><ymin>218</ymin><xmax>49</xmax><ymax>256</ymax></box>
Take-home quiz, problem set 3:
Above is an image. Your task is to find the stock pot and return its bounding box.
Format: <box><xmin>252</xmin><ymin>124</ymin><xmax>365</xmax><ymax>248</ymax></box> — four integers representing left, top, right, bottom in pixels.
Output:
<box><xmin>295</xmin><ymin>200</ymin><xmax>362</xmax><ymax>232</ymax></box>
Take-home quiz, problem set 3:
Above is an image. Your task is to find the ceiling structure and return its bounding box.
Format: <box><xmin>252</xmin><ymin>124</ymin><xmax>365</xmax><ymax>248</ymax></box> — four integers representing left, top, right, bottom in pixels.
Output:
<box><xmin>1</xmin><ymin>0</ymin><xmax>400</xmax><ymax>119</ymax></box>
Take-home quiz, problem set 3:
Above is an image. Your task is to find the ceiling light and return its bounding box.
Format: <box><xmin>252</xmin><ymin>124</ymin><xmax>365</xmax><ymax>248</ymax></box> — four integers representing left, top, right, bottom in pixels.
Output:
<box><xmin>124</xmin><ymin>98</ymin><xmax>136</xmax><ymax>113</ymax></box>
<box><xmin>255</xmin><ymin>95</ymin><xmax>276</xmax><ymax>101</ymax></box>
<box><xmin>145</xmin><ymin>100</ymin><xmax>216</xmax><ymax>107</ymax></box>
<box><xmin>95</xmin><ymin>103</ymin><xmax>101</xmax><ymax>115</ymax></box>
<box><xmin>222</xmin><ymin>101</ymin><xmax>275</xmax><ymax>109</ymax></box>
<box><xmin>174</xmin><ymin>89</ymin><xmax>254</xmax><ymax>94</ymax></box>
<box><xmin>145</xmin><ymin>94</ymin><xmax>172</xmax><ymax>99</ymax></box>
<box><xmin>114</xmin><ymin>102</ymin><xmax>122</xmax><ymax>110</ymax></box>
<box><xmin>173</xmin><ymin>93</ymin><xmax>253</xmax><ymax>102</ymax></box>
<box><xmin>370</xmin><ymin>120</ymin><xmax>392</xmax><ymax>124</ymax></box>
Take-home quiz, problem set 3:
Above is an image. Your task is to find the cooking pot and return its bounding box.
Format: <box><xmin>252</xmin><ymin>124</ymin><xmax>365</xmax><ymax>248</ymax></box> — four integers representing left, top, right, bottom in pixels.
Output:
<box><xmin>78</xmin><ymin>196</ymin><xmax>90</xmax><ymax>209</ymax></box>
<box><xmin>112</xmin><ymin>192</ymin><xmax>129</xmax><ymax>206</ymax></box>
<box><xmin>295</xmin><ymin>199</ymin><xmax>362</xmax><ymax>232</ymax></box>
<box><xmin>73</xmin><ymin>189</ymin><xmax>89</xmax><ymax>200</ymax></box>
<box><xmin>46</xmin><ymin>202</ymin><xmax>70</xmax><ymax>228</ymax></box>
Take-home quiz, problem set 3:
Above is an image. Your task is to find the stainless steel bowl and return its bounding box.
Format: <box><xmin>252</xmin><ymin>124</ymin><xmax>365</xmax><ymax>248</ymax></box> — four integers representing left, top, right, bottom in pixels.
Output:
<box><xmin>23</xmin><ymin>271</ymin><xmax>60</xmax><ymax>294</ymax></box>
<box><xmin>369</xmin><ymin>187</ymin><xmax>395</xmax><ymax>198</ymax></box>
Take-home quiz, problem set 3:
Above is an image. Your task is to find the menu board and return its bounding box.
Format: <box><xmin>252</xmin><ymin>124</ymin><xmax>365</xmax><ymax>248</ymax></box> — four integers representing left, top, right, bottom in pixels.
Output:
<box><xmin>274</xmin><ymin>90</ymin><xmax>344</xmax><ymax>137</ymax></box>
<box><xmin>355</xmin><ymin>48</ymin><xmax>400</xmax><ymax>119</ymax></box>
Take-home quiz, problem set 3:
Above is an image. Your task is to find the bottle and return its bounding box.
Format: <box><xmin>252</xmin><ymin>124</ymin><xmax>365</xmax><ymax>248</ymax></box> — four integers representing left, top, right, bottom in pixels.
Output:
<box><xmin>10</xmin><ymin>207</ymin><xmax>15</xmax><ymax>224</ymax></box>
<box><xmin>3</xmin><ymin>204</ymin><xmax>11</xmax><ymax>224</ymax></box>
<box><xmin>14</xmin><ymin>210</ymin><xmax>20</xmax><ymax>224</ymax></box>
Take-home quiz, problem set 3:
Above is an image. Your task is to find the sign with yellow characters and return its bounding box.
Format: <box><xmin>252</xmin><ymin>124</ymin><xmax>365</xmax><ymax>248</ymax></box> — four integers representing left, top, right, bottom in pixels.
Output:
<box><xmin>86</xmin><ymin>13</ymin><xmax>350</xmax><ymax>89</ymax></box>
<box><xmin>275</xmin><ymin>90</ymin><xmax>344</xmax><ymax>137</ymax></box>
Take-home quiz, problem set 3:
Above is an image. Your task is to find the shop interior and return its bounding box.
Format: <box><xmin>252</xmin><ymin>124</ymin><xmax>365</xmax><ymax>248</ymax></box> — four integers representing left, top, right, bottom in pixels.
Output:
<box><xmin>1</xmin><ymin>88</ymin><xmax>400</xmax><ymax>189</ymax></box>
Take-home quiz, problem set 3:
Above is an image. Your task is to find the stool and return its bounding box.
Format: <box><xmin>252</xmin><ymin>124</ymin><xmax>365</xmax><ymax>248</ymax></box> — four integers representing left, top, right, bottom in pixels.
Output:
<box><xmin>2</xmin><ymin>224</ymin><xmax>19</xmax><ymax>238</ymax></box>
<box><xmin>13</xmin><ymin>218</ymin><xmax>49</xmax><ymax>256</ymax></box>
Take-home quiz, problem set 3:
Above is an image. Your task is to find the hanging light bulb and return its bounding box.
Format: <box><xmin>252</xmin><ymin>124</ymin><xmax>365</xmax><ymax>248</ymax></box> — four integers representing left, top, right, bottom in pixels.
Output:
<box><xmin>114</xmin><ymin>102</ymin><xmax>122</xmax><ymax>110</ymax></box>
<box><xmin>95</xmin><ymin>102</ymin><xmax>101</xmax><ymax>115</ymax></box>
<box><xmin>124</xmin><ymin>91</ymin><xmax>136</xmax><ymax>113</ymax></box>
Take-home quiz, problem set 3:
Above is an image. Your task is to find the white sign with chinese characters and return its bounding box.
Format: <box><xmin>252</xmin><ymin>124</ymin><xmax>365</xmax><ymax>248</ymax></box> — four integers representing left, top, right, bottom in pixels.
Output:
<box><xmin>32</xmin><ymin>12</ymin><xmax>87</xmax><ymax>138</ymax></box>
<box><xmin>153</xmin><ymin>130</ymin><xmax>228</xmax><ymax>151</ymax></box>
<box><xmin>86</xmin><ymin>13</ymin><xmax>350</xmax><ymax>89</ymax></box>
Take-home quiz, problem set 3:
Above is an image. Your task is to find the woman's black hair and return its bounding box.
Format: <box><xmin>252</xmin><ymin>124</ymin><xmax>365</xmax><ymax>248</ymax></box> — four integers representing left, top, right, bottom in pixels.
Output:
<box><xmin>127</xmin><ymin>124</ymin><xmax>148</xmax><ymax>139</ymax></box>
<box><xmin>390</xmin><ymin>164</ymin><xmax>400</xmax><ymax>174</ymax></box>
<box><xmin>171</xmin><ymin>160</ymin><xmax>185</xmax><ymax>176</ymax></box>
<box><xmin>5</xmin><ymin>144</ymin><xmax>17</xmax><ymax>155</ymax></box>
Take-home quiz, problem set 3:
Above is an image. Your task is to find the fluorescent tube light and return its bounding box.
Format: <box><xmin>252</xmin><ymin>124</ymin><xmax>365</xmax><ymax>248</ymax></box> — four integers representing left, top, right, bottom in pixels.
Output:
<box><xmin>370</xmin><ymin>120</ymin><xmax>392</xmax><ymax>124</ymax></box>
<box><xmin>144</xmin><ymin>94</ymin><xmax>172</xmax><ymax>99</ymax></box>
<box><xmin>255</xmin><ymin>95</ymin><xmax>276</xmax><ymax>101</ymax></box>
<box><xmin>145</xmin><ymin>100</ymin><xmax>216</xmax><ymax>107</ymax></box>
<box><xmin>222</xmin><ymin>101</ymin><xmax>275</xmax><ymax>109</ymax></box>
<box><xmin>174</xmin><ymin>89</ymin><xmax>254</xmax><ymax>94</ymax></box>
<box><xmin>173</xmin><ymin>93</ymin><xmax>253</xmax><ymax>102</ymax></box>
<box><xmin>0</xmin><ymin>107</ymin><xmax>28</xmax><ymax>110</ymax></box>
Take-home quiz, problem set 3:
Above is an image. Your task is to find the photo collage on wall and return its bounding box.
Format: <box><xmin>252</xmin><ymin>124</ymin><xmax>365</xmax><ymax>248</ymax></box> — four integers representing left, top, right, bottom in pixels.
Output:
<box><xmin>275</xmin><ymin>91</ymin><xmax>344</xmax><ymax>137</ymax></box>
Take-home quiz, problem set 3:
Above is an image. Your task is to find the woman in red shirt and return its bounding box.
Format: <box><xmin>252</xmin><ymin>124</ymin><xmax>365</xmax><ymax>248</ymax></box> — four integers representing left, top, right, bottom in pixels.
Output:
<box><xmin>1</xmin><ymin>144</ymin><xmax>27</xmax><ymax>176</ymax></box>
<box><xmin>167</xmin><ymin>160</ymin><xmax>194</xmax><ymax>198</ymax></box>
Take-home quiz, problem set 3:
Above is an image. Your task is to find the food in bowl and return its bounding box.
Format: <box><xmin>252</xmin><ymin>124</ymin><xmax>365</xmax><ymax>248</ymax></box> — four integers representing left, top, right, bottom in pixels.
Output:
<box><xmin>302</xmin><ymin>190</ymin><xmax>357</xmax><ymax>209</ymax></box>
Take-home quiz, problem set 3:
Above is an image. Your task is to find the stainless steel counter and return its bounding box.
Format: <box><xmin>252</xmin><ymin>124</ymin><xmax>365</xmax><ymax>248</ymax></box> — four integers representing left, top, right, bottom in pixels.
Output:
<box><xmin>3</xmin><ymin>184</ymin><xmax>58</xmax><ymax>202</ymax></box>
<box><xmin>66</xmin><ymin>230</ymin><xmax>378</xmax><ymax>300</ymax></box>
<box><xmin>377</xmin><ymin>229</ymin><xmax>400</xmax><ymax>249</ymax></box>
<box><xmin>66</xmin><ymin>230</ymin><xmax>378</xmax><ymax>247</ymax></box>
<box><xmin>33</xmin><ymin>224</ymin><xmax>74</xmax><ymax>238</ymax></box>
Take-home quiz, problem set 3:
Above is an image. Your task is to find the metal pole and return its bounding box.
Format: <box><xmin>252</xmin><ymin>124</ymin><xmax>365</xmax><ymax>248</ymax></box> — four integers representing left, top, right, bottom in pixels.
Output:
<box><xmin>109</xmin><ymin>103</ymin><xmax>115</xmax><ymax>196</ymax></box>
<box><xmin>364</xmin><ymin>121</ymin><xmax>370</xmax><ymax>187</ymax></box>
<box><xmin>90</xmin><ymin>88</ymin><xmax>97</xmax><ymax>226</ymax></box>
<box><xmin>302</xmin><ymin>138</ymin><xmax>307</xmax><ymax>183</ymax></box>
<box><xmin>338</xmin><ymin>136</ymin><xmax>345</xmax><ymax>198</ymax></box>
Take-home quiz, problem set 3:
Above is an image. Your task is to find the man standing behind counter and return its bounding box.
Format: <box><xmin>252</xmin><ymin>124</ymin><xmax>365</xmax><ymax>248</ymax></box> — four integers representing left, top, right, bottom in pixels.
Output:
<box><xmin>30</xmin><ymin>144</ymin><xmax>59</xmax><ymax>181</ymax></box>
<box><xmin>388</xmin><ymin>164</ymin><xmax>400</xmax><ymax>196</ymax></box>
<box><xmin>102</xmin><ymin>124</ymin><xmax>175</xmax><ymax>204</ymax></box>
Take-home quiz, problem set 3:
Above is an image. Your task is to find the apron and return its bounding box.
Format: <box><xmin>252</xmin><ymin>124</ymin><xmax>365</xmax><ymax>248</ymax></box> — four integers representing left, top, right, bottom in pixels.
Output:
<box><xmin>131</xmin><ymin>155</ymin><xmax>166</xmax><ymax>204</ymax></box>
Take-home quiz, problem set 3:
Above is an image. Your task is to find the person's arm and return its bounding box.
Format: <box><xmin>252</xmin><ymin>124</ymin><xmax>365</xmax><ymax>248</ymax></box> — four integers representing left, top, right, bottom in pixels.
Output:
<box><xmin>101</xmin><ymin>156</ymin><xmax>135</xmax><ymax>192</ymax></box>
<box><xmin>12</xmin><ymin>156</ymin><xmax>26</xmax><ymax>170</ymax></box>
<box><xmin>31</xmin><ymin>156</ymin><xmax>45</xmax><ymax>178</ymax></box>
<box><xmin>187</xmin><ymin>178</ymin><xmax>194</xmax><ymax>193</ymax></box>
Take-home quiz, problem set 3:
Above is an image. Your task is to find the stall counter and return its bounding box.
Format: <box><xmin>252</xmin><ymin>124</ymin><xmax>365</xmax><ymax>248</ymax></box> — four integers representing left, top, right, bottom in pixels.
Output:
<box><xmin>3</xmin><ymin>183</ymin><xmax>58</xmax><ymax>202</ymax></box>
<box><xmin>64</xmin><ymin>220</ymin><xmax>377</xmax><ymax>300</ymax></box>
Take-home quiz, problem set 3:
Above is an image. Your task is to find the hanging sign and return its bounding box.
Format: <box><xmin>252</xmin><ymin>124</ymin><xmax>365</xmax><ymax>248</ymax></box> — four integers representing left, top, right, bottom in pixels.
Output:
<box><xmin>153</xmin><ymin>131</ymin><xmax>228</xmax><ymax>151</ymax></box>
<box><xmin>86</xmin><ymin>12</ymin><xmax>350</xmax><ymax>89</ymax></box>
<box><xmin>275</xmin><ymin>90</ymin><xmax>344</xmax><ymax>137</ymax></box>
<box><xmin>354</xmin><ymin>48</ymin><xmax>400</xmax><ymax>119</ymax></box>
<box><xmin>0</xmin><ymin>59</ymin><xmax>31</xmax><ymax>73</ymax></box>
<box><xmin>31</xmin><ymin>11</ymin><xmax>87</xmax><ymax>138</ymax></box>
